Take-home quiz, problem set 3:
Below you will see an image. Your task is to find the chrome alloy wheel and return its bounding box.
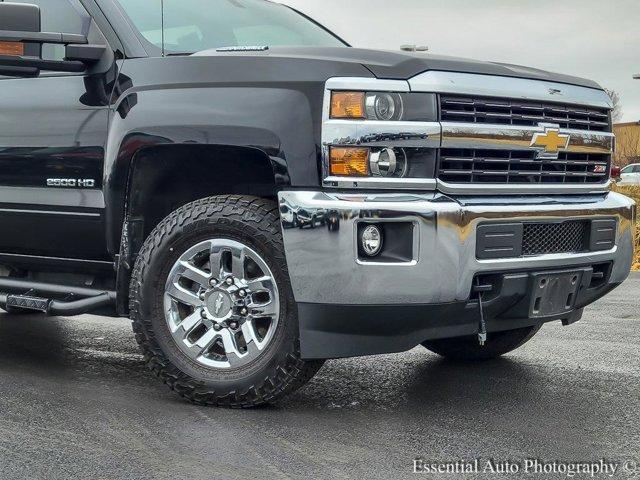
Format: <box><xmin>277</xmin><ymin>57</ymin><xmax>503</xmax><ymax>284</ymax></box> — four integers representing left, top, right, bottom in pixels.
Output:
<box><xmin>163</xmin><ymin>239</ymin><xmax>280</xmax><ymax>369</ymax></box>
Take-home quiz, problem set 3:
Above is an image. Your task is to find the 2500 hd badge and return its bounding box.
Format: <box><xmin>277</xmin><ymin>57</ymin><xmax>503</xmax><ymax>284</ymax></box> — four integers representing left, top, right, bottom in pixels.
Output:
<box><xmin>47</xmin><ymin>178</ymin><xmax>96</xmax><ymax>188</ymax></box>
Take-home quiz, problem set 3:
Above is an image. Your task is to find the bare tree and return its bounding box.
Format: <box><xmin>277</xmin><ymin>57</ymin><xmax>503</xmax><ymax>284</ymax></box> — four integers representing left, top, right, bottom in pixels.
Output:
<box><xmin>605</xmin><ymin>88</ymin><xmax>623</xmax><ymax>123</ymax></box>
<box><xmin>614</xmin><ymin>125</ymin><xmax>640</xmax><ymax>167</ymax></box>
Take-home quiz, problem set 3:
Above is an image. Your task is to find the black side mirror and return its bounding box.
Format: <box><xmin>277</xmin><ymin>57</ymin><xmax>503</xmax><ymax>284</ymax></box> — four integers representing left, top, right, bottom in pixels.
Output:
<box><xmin>0</xmin><ymin>2</ymin><xmax>41</xmax><ymax>76</ymax></box>
<box><xmin>65</xmin><ymin>44</ymin><xmax>107</xmax><ymax>64</ymax></box>
<box><xmin>0</xmin><ymin>2</ymin><xmax>106</xmax><ymax>77</ymax></box>
<box><xmin>0</xmin><ymin>2</ymin><xmax>40</xmax><ymax>32</ymax></box>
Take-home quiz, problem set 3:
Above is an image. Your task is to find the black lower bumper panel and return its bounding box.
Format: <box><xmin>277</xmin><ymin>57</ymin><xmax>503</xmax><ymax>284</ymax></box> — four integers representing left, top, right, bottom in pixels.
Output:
<box><xmin>299</xmin><ymin>263</ymin><xmax>617</xmax><ymax>359</ymax></box>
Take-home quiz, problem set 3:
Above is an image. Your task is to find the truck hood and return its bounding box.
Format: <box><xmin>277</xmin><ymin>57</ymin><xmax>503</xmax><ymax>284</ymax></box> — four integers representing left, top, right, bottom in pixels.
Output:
<box><xmin>193</xmin><ymin>46</ymin><xmax>602</xmax><ymax>90</ymax></box>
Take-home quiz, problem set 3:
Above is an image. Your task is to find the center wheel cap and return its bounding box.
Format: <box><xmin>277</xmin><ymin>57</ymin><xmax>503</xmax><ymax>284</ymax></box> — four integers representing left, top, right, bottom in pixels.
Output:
<box><xmin>205</xmin><ymin>290</ymin><xmax>233</xmax><ymax>321</ymax></box>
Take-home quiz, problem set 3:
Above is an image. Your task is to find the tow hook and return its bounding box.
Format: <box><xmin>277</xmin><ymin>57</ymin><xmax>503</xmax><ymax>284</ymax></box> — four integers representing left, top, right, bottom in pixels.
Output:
<box><xmin>472</xmin><ymin>280</ymin><xmax>493</xmax><ymax>346</ymax></box>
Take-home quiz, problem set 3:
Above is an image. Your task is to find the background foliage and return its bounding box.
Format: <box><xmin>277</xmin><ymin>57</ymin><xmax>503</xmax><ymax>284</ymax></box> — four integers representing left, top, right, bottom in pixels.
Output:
<box><xmin>611</xmin><ymin>184</ymin><xmax>640</xmax><ymax>270</ymax></box>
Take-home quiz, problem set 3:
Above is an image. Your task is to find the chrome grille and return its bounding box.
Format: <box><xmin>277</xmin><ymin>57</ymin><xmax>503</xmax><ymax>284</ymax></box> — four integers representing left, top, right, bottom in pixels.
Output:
<box><xmin>438</xmin><ymin>149</ymin><xmax>610</xmax><ymax>184</ymax></box>
<box><xmin>523</xmin><ymin>221</ymin><xmax>588</xmax><ymax>256</ymax></box>
<box><xmin>440</xmin><ymin>95</ymin><xmax>610</xmax><ymax>132</ymax></box>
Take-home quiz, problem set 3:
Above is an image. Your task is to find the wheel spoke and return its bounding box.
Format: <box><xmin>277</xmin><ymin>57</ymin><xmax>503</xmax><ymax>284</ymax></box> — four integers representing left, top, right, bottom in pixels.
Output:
<box><xmin>177</xmin><ymin>261</ymin><xmax>210</xmax><ymax>287</ymax></box>
<box><xmin>209</xmin><ymin>244</ymin><xmax>226</xmax><ymax>278</ymax></box>
<box><xmin>179</xmin><ymin>310</ymin><xmax>203</xmax><ymax>333</ymax></box>
<box><xmin>219</xmin><ymin>328</ymin><xmax>245</xmax><ymax>365</ymax></box>
<box><xmin>230</xmin><ymin>247</ymin><xmax>246</xmax><ymax>280</ymax></box>
<box><xmin>241</xmin><ymin>319</ymin><xmax>265</xmax><ymax>350</ymax></box>
<box><xmin>194</xmin><ymin>328</ymin><xmax>218</xmax><ymax>349</ymax></box>
<box><xmin>245</xmin><ymin>275</ymin><xmax>274</xmax><ymax>292</ymax></box>
<box><xmin>166</xmin><ymin>281</ymin><xmax>200</xmax><ymax>307</ymax></box>
<box><xmin>248</xmin><ymin>299</ymin><xmax>277</xmax><ymax>317</ymax></box>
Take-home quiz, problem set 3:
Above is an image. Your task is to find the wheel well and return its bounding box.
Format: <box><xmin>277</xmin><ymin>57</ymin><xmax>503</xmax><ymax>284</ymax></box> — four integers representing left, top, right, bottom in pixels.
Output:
<box><xmin>126</xmin><ymin>144</ymin><xmax>279</xmax><ymax>239</ymax></box>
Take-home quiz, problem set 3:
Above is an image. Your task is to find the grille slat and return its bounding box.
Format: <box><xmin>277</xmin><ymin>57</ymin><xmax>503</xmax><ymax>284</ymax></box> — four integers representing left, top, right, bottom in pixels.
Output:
<box><xmin>440</xmin><ymin>95</ymin><xmax>611</xmax><ymax>131</ymax></box>
<box><xmin>522</xmin><ymin>221</ymin><xmax>588</xmax><ymax>256</ymax></box>
<box><xmin>439</xmin><ymin>149</ymin><xmax>610</xmax><ymax>184</ymax></box>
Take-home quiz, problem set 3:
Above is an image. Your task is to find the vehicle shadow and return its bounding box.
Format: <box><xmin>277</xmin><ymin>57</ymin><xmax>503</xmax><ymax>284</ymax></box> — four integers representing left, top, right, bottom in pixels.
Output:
<box><xmin>283</xmin><ymin>351</ymin><xmax>550</xmax><ymax>415</ymax></box>
<box><xmin>0</xmin><ymin>312</ymin><xmax>600</xmax><ymax>424</ymax></box>
<box><xmin>0</xmin><ymin>313</ymin><xmax>153</xmax><ymax>383</ymax></box>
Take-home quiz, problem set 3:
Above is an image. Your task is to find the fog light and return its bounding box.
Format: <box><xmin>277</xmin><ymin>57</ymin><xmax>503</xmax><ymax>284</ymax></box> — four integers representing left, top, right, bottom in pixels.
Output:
<box><xmin>361</xmin><ymin>225</ymin><xmax>383</xmax><ymax>257</ymax></box>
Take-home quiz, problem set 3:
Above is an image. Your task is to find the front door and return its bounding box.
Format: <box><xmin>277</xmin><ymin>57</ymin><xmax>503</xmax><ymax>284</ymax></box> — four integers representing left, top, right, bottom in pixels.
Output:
<box><xmin>0</xmin><ymin>0</ymin><xmax>113</xmax><ymax>261</ymax></box>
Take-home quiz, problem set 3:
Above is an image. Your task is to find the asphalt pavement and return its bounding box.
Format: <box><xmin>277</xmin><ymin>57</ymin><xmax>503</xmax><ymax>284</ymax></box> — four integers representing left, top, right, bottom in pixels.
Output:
<box><xmin>0</xmin><ymin>273</ymin><xmax>638</xmax><ymax>479</ymax></box>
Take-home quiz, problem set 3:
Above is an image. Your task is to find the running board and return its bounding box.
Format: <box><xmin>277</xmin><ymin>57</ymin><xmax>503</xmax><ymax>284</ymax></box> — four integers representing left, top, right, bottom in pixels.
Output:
<box><xmin>0</xmin><ymin>278</ymin><xmax>116</xmax><ymax>316</ymax></box>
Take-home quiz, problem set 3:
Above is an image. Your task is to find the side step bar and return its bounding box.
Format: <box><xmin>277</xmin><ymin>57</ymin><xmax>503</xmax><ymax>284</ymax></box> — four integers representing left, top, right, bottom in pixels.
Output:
<box><xmin>0</xmin><ymin>278</ymin><xmax>117</xmax><ymax>316</ymax></box>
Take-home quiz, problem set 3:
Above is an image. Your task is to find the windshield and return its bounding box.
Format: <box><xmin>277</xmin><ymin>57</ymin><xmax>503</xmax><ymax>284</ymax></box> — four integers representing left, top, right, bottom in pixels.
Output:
<box><xmin>116</xmin><ymin>0</ymin><xmax>346</xmax><ymax>55</ymax></box>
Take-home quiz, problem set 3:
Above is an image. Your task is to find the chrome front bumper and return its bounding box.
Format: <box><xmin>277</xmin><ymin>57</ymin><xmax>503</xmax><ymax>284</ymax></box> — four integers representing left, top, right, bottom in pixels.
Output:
<box><xmin>278</xmin><ymin>191</ymin><xmax>635</xmax><ymax>306</ymax></box>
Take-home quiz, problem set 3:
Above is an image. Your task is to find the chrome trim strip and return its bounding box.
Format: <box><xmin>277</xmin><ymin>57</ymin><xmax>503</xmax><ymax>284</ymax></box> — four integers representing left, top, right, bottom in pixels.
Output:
<box><xmin>323</xmin><ymin>120</ymin><xmax>441</xmax><ymax>148</ymax></box>
<box><xmin>440</xmin><ymin>122</ymin><xmax>614</xmax><ymax>155</ymax></box>
<box><xmin>436</xmin><ymin>179</ymin><xmax>611</xmax><ymax>195</ymax></box>
<box><xmin>0</xmin><ymin>207</ymin><xmax>100</xmax><ymax>217</ymax></box>
<box><xmin>409</xmin><ymin>71</ymin><xmax>613</xmax><ymax>109</ymax></box>
<box><xmin>323</xmin><ymin>176</ymin><xmax>437</xmax><ymax>189</ymax></box>
<box><xmin>0</xmin><ymin>186</ymin><xmax>105</xmax><ymax>209</ymax></box>
<box><xmin>279</xmin><ymin>190</ymin><xmax>634</xmax><ymax>305</ymax></box>
<box><xmin>325</xmin><ymin>77</ymin><xmax>410</xmax><ymax>92</ymax></box>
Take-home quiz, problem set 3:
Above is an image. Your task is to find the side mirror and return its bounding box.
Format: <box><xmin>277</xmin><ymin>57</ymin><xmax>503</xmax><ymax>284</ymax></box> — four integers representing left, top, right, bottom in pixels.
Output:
<box><xmin>0</xmin><ymin>2</ymin><xmax>106</xmax><ymax>77</ymax></box>
<box><xmin>0</xmin><ymin>2</ymin><xmax>41</xmax><ymax>76</ymax></box>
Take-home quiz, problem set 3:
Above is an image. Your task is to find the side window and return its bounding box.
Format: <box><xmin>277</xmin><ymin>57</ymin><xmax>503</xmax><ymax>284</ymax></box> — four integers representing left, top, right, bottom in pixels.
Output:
<box><xmin>634</xmin><ymin>165</ymin><xmax>640</xmax><ymax>173</ymax></box>
<box><xmin>1</xmin><ymin>0</ymin><xmax>91</xmax><ymax>61</ymax></box>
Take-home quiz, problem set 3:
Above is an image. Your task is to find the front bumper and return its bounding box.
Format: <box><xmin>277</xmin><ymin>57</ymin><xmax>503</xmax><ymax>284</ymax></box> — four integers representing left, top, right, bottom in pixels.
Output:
<box><xmin>278</xmin><ymin>191</ymin><xmax>635</xmax><ymax>359</ymax></box>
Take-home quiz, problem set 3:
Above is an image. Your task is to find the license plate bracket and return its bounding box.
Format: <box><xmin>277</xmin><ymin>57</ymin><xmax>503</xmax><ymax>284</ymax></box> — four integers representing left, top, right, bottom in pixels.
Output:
<box><xmin>529</xmin><ymin>270</ymin><xmax>583</xmax><ymax>317</ymax></box>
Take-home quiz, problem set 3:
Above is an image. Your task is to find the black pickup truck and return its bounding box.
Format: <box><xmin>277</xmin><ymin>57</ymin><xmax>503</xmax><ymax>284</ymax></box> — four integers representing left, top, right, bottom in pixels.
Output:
<box><xmin>0</xmin><ymin>0</ymin><xmax>634</xmax><ymax>407</ymax></box>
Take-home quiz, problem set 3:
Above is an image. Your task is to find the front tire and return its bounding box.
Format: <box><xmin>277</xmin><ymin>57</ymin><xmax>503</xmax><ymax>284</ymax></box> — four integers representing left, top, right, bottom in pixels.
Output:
<box><xmin>422</xmin><ymin>325</ymin><xmax>542</xmax><ymax>361</ymax></box>
<box><xmin>130</xmin><ymin>195</ymin><xmax>323</xmax><ymax>407</ymax></box>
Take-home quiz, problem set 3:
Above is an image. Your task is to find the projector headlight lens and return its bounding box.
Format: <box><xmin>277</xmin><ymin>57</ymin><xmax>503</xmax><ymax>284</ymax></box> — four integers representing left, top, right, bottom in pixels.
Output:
<box><xmin>369</xmin><ymin>148</ymin><xmax>407</xmax><ymax>178</ymax></box>
<box><xmin>365</xmin><ymin>93</ymin><xmax>402</xmax><ymax>121</ymax></box>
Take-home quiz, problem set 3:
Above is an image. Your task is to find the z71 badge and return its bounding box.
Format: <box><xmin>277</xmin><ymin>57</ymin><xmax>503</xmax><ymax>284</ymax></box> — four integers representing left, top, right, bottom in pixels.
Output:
<box><xmin>46</xmin><ymin>178</ymin><xmax>96</xmax><ymax>188</ymax></box>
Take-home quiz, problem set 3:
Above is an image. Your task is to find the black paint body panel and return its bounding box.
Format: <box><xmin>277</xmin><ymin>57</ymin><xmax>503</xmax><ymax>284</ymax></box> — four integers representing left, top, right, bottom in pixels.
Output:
<box><xmin>104</xmin><ymin>55</ymin><xmax>372</xmax><ymax>253</ymax></box>
<box><xmin>0</xmin><ymin>74</ymin><xmax>110</xmax><ymax>260</ymax></box>
<box><xmin>0</xmin><ymin>0</ymin><xmax>605</xmax><ymax>275</ymax></box>
<box><xmin>194</xmin><ymin>46</ymin><xmax>603</xmax><ymax>89</ymax></box>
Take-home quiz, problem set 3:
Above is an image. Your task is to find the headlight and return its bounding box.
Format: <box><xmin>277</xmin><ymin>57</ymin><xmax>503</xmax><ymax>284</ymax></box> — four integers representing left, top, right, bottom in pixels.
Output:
<box><xmin>365</xmin><ymin>93</ymin><xmax>403</xmax><ymax>121</ymax></box>
<box><xmin>330</xmin><ymin>91</ymin><xmax>435</xmax><ymax>121</ymax></box>
<box><xmin>329</xmin><ymin>146</ymin><xmax>432</xmax><ymax>179</ymax></box>
<box><xmin>323</xmin><ymin>78</ymin><xmax>439</xmax><ymax>189</ymax></box>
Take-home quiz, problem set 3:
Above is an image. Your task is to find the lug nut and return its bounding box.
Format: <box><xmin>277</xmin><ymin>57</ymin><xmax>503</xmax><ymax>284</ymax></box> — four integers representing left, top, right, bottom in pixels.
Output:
<box><xmin>238</xmin><ymin>289</ymin><xmax>246</xmax><ymax>297</ymax></box>
<box><xmin>213</xmin><ymin>324</ymin><xmax>222</xmax><ymax>331</ymax></box>
<box><xmin>201</xmin><ymin>309</ymin><xmax>208</xmax><ymax>318</ymax></box>
<box><xmin>199</xmin><ymin>292</ymin><xmax>206</xmax><ymax>301</ymax></box>
<box><xmin>226</xmin><ymin>277</ymin><xmax>234</xmax><ymax>285</ymax></box>
<box><xmin>229</xmin><ymin>321</ymin><xmax>238</xmax><ymax>329</ymax></box>
<box><xmin>209</xmin><ymin>278</ymin><xmax>218</xmax><ymax>287</ymax></box>
<box><xmin>240</xmin><ymin>307</ymin><xmax>248</xmax><ymax>316</ymax></box>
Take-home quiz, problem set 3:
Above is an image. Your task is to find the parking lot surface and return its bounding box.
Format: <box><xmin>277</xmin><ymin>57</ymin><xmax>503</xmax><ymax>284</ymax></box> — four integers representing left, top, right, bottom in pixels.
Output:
<box><xmin>0</xmin><ymin>273</ymin><xmax>638</xmax><ymax>479</ymax></box>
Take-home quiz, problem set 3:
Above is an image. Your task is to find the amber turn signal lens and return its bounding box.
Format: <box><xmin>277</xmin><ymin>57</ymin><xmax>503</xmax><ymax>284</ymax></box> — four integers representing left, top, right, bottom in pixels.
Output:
<box><xmin>330</xmin><ymin>92</ymin><xmax>365</xmax><ymax>119</ymax></box>
<box><xmin>0</xmin><ymin>41</ymin><xmax>24</xmax><ymax>57</ymax></box>
<box><xmin>329</xmin><ymin>147</ymin><xmax>369</xmax><ymax>176</ymax></box>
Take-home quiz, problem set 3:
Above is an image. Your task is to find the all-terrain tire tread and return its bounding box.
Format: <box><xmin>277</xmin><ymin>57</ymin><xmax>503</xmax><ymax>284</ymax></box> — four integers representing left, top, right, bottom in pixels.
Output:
<box><xmin>129</xmin><ymin>195</ymin><xmax>323</xmax><ymax>408</ymax></box>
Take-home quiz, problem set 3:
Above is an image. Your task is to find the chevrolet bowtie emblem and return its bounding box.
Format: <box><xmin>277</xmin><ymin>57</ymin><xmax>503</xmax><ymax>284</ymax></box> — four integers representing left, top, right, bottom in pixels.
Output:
<box><xmin>530</xmin><ymin>126</ymin><xmax>570</xmax><ymax>159</ymax></box>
